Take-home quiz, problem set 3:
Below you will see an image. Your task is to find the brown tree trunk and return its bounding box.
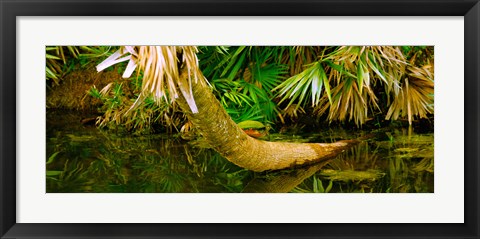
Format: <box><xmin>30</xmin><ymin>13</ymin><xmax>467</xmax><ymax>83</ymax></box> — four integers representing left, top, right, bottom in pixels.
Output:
<box><xmin>176</xmin><ymin>68</ymin><xmax>359</xmax><ymax>172</ymax></box>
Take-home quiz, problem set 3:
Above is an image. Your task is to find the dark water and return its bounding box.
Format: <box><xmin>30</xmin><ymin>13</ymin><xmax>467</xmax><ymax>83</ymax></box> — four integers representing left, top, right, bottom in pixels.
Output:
<box><xmin>46</xmin><ymin>111</ymin><xmax>434</xmax><ymax>193</ymax></box>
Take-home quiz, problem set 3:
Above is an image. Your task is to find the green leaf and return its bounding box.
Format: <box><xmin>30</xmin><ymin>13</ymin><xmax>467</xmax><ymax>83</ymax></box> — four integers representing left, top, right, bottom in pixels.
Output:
<box><xmin>46</xmin><ymin>152</ymin><xmax>60</xmax><ymax>165</ymax></box>
<box><xmin>227</xmin><ymin>51</ymin><xmax>247</xmax><ymax>81</ymax></box>
<box><xmin>311</xmin><ymin>74</ymin><xmax>321</xmax><ymax>106</ymax></box>
<box><xmin>324</xmin><ymin>60</ymin><xmax>357</xmax><ymax>79</ymax></box>
<box><xmin>237</xmin><ymin>120</ymin><xmax>265</xmax><ymax>129</ymax></box>
<box><xmin>88</xmin><ymin>87</ymin><xmax>102</xmax><ymax>99</ymax></box>
<box><xmin>220</xmin><ymin>46</ymin><xmax>247</xmax><ymax>79</ymax></box>
<box><xmin>318</xmin><ymin>64</ymin><xmax>332</xmax><ymax>105</ymax></box>
<box><xmin>366</xmin><ymin>53</ymin><xmax>388</xmax><ymax>84</ymax></box>
<box><xmin>46</xmin><ymin>170</ymin><xmax>63</xmax><ymax>176</ymax></box>
<box><xmin>275</xmin><ymin>61</ymin><xmax>330</xmax><ymax>109</ymax></box>
<box><xmin>252</xmin><ymin>63</ymin><xmax>287</xmax><ymax>93</ymax></box>
<box><xmin>325</xmin><ymin>180</ymin><xmax>333</xmax><ymax>193</ymax></box>
<box><xmin>357</xmin><ymin>62</ymin><xmax>364</xmax><ymax>94</ymax></box>
<box><xmin>313</xmin><ymin>177</ymin><xmax>325</xmax><ymax>193</ymax></box>
<box><xmin>66</xmin><ymin>46</ymin><xmax>79</xmax><ymax>58</ymax></box>
<box><xmin>46</xmin><ymin>67</ymin><xmax>58</xmax><ymax>80</ymax></box>
<box><xmin>46</xmin><ymin>54</ymin><xmax>61</xmax><ymax>60</ymax></box>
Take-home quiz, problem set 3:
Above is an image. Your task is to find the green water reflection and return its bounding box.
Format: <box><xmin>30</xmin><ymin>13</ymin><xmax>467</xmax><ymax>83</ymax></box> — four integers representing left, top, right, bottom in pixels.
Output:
<box><xmin>47</xmin><ymin>111</ymin><xmax>433</xmax><ymax>193</ymax></box>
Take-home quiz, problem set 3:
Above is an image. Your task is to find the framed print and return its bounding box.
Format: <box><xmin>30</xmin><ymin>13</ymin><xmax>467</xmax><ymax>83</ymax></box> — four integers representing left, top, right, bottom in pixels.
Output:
<box><xmin>1</xmin><ymin>0</ymin><xmax>479</xmax><ymax>238</ymax></box>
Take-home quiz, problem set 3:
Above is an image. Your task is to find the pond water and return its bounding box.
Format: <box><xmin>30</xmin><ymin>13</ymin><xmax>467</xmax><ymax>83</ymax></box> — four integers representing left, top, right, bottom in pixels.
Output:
<box><xmin>46</xmin><ymin>111</ymin><xmax>434</xmax><ymax>193</ymax></box>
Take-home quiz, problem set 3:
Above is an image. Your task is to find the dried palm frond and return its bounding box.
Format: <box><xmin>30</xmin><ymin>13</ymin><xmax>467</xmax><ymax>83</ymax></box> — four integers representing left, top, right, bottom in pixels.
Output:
<box><xmin>315</xmin><ymin>77</ymin><xmax>379</xmax><ymax>126</ymax></box>
<box><xmin>96</xmin><ymin>46</ymin><xmax>206</xmax><ymax>114</ymax></box>
<box><xmin>325</xmin><ymin>46</ymin><xmax>406</xmax><ymax>96</ymax></box>
<box><xmin>367</xmin><ymin>46</ymin><xmax>406</xmax><ymax>95</ymax></box>
<box><xmin>275</xmin><ymin>46</ymin><xmax>407</xmax><ymax>126</ymax></box>
<box><xmin>281</xmin><ymin>104</ymin><xmax>306</xmax><ymax>122</ymax></box>
<box><xmin>305</xmin><ymin>46</ymin><xmax>410</xmax><ymax>125</ymax></box>
<box><xmin>385</xmin><ymin>64</ymin><xmax>434</xmax><ymax>124</ymax></box>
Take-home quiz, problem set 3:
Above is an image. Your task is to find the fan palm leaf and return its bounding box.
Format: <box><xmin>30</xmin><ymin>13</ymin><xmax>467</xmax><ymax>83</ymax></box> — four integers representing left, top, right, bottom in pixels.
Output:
<box><xmin>386</xmin><ymin>64</ymin><xmax>434</xmax><ymax>124</ymax></box>
<box><xmin>325</xmin><ymin>46</ymin><xmax>406</xmax><ymax>95</ymax></box>
<box><xmin>96</xmin><ymin>46</ymin><xmax>206</xmax><ymax>114</ymax></box>
<box><xmin>315</xmin><ymin>77</ymin><xmax>379</xmax><ymax>126</ymax></box>
<box><xmin>274</xmin><ymin>61</ymin><xmax>332</xmax><ymax>110</ymax></box>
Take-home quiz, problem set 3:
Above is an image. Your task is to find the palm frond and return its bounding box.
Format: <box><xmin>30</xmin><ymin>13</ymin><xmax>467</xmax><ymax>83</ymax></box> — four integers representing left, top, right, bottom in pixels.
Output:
<box><xmin>326</xmin><ymin>46</ymin><xmax>406</xmax><ymax>95</ymax></box>
<box><xmin>96</xmin><ymin>46</ymin><xmax>206</xmax><ymax>114</ymax></box>
<box><xmin>315</xmin><ymin>77</ymin><xmax>379</xmax><ymax>126</ymax></box>
<box><xmin>385</xmin><ymin>64</ymin><xmax>434</xmax><ymax>124</ymax></box>
<box><xmin>274</xmin><ymin>61</ymin><xmax>332</xmax><ymax>110</ymax></box>
<box><xmin>197</xmin><ymin>46</ymin><xmax>230</xmax><ymax>80</ymax></box>
<box><xmin>219</xmin><ymin>46</ymin><xmax>249</xmax><ymax>80</ymax></box>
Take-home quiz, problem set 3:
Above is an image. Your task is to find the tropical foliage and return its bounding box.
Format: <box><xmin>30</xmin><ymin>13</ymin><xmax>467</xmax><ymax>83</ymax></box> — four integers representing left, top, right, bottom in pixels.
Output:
<box><xmin>47</xmin><ymin>45</ymin><xmax>434</xmax><ymax>133</ymax></box>
<box><xmin>46</xmin><ymin>46</ymin><xmax>115</xmax><ymax>86</ymax></box>
<box><xmin>46</xmin><ymin>46</ymin><xmax>80</xmax><ymax>85</ymax></box>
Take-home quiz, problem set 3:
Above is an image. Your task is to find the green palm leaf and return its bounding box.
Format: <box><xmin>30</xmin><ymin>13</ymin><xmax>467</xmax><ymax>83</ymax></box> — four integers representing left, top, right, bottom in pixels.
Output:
<box><xmin>274</xmin><ymin>61</ymin><xmax>331</xmax><ymax>109</ymax></box>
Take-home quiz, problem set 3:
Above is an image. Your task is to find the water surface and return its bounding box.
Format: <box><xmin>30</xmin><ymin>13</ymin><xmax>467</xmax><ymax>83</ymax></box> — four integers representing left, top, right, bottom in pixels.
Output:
<box><xmin>47</xmin><ymin>111</ymin><xmax>434</xmax><ymax>193</ymax></box>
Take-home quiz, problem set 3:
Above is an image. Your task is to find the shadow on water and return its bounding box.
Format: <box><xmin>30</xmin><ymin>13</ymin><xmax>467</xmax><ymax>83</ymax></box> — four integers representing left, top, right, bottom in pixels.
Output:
<box><xmin>47</xmin><ymin>110</ymin><xmax>433</xmax><ymax>193</ymax></box>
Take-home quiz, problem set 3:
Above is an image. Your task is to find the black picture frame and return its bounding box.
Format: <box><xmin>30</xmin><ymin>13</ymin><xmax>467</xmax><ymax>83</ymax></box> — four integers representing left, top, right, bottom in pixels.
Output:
<box><xmin>1</xmin><ymin>0</ymin><xmax>479</xmax><ymax>238</ymax></box>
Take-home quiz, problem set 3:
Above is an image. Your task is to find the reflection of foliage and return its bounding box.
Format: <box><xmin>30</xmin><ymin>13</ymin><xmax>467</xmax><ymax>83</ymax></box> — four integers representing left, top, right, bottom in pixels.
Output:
<box><xmin>47</xmin><ymin>112</ymin><xmax>433</xmax><ymax>193</ymax></box>
<box><xmin>213</xmin><ymin>167</ymin><xmax>249</xmax><ymax>192</ymax></box>
<box><xmin>384</xmin><ymin>132</ymin><xmax>434</xmax><ymax>193</ymax></box>
<box><xmin>292</xmin><ymin>176</ymin><xmax>333</xmax><ymax>193</ymax></box>
<box><xmin>412</xmin><ymin>157</ymin><xmax>434</xmax><ymax>173</ymax></box>
<box><xmin>46</xmin><ymin>118</ymin><xmax>253</xmax><ymax>193</ymax></box>
<box><xmin>319</xmin><ymin>169</ymin><xmax>385</xmax><ymax>182</ymax></box>
<box><xmin>291</xmin><ymin>128</ymin><xmax>434</xmax><ymax>193</ymax></box>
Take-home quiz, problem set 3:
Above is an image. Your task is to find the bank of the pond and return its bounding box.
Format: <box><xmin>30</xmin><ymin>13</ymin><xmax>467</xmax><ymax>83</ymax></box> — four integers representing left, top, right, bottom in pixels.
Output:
<box><xmin>47</xmin><ymin>65</ymin><xmax>125</xmax><ymax>112</ymax></box>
